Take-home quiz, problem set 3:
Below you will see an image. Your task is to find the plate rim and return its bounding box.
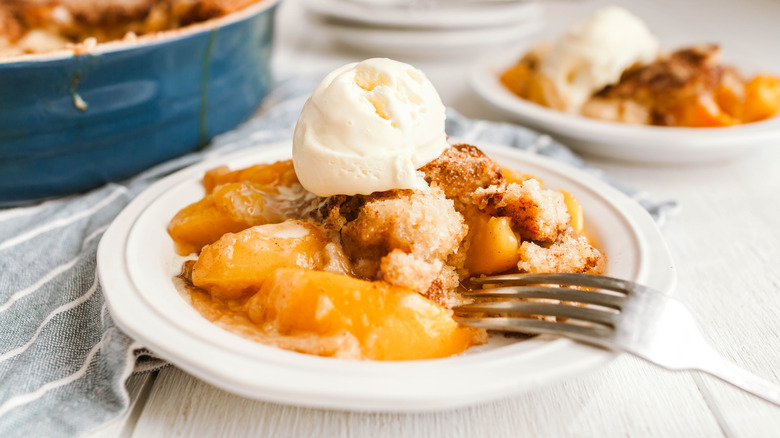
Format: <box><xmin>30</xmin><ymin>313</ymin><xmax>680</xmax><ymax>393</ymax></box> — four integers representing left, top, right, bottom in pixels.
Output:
<box><xmin>97</xmin><ymin>140</ymin><xmax>676</xmax><ymax>411</ymax></box>
<box><xmin>303</xmin><ymin>0</ymin><xmax>543</xmax><ymax>30</ymax></box>
<box><xmin>316</xmin><ymin>18</ymin><xmax>545</xmax><ymax>56</ymax></box>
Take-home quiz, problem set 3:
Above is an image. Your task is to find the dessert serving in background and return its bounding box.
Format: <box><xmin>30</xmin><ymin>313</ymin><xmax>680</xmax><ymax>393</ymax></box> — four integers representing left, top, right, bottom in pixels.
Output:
<box><xmin>167</xmin><ymin>59</ymin><xmax>605</xmax><ymax>361</ymax></box>
<box><xmin>0</xmin><ymin>0</ymin><xmax>261</xmax><ymax>56</ymax></box>
<box><xmin>500</xmin><ymin>6</ymin><xmax>780</xmax><ymax>127</ymax></box>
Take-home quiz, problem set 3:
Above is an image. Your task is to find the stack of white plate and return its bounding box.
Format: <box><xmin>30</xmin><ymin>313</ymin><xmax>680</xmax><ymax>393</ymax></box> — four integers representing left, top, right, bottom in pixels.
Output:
<box><xmin>304</xmin><ymin>0</ymin><xmax>545</xmax><ymax>57</ymax></box>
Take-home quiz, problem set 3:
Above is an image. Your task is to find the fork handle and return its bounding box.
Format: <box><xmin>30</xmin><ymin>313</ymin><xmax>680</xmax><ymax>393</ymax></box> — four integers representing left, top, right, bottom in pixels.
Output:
<box><xmin>693</xmin><ymin>350</ymin><xmax>780</xmax><ymax>407</ymax></box>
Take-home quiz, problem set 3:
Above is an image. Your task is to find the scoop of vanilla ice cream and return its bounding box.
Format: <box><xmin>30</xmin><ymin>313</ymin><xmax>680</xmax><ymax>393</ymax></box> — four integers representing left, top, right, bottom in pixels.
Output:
<box><xmin>541</xmin><ymin>6</ymin><xmax>659</xmax><ymax>112</ymax></box>
<box><xmin>292</xmin><ymin>58</ymin><xmax>449</xmax><ymax>197</ymax></box>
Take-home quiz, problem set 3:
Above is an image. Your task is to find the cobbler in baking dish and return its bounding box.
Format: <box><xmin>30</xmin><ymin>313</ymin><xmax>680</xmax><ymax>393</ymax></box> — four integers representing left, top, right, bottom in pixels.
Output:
<box><xmin>0</xmin><ymin>0</ymin><xmax>261</xmax><ymax>56</ymax></box>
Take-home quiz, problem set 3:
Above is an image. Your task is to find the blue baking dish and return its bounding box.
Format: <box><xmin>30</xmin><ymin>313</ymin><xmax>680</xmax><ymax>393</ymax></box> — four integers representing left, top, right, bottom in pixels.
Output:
<box><xmin>0</xmin><ymin>0</ymin><xmax>280</xmax><ymax>206</ymax></box>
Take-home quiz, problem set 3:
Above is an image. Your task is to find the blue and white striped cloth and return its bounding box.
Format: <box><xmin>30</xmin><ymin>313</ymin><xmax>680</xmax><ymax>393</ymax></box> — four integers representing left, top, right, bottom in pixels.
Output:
<box><xmin>0</xmin><ymin>75</ymin><xmax>678</xmax><ymax>437</ymax></box>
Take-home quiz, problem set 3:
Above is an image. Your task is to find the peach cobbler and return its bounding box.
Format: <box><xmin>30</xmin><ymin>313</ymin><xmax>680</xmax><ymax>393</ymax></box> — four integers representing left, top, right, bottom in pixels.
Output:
<box><xmin>168</xmin><ymin>145</ymin><xmax>604</xmax><ymax>360</ymax></box>
<box><xmin>167</xmin><ymin>58</ymin><xmax>605</xmax><ymax>361</ymax></box>
<box><xmin>0</xmin><ymin>0</ymin><xmax>261</xmax><ymax>57</ymax></box>
<box><xmin>500</xmin><ymin>7</ymin><xmax>780</xmax><ymax>127</ymax></box>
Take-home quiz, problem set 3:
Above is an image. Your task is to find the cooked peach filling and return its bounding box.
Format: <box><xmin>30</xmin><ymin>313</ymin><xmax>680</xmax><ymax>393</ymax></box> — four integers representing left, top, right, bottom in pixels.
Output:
<box><xmin>248</xmin><ymin>268</ymin><xmax>475</xmax><ymax>361</ymax></box>
<box><xmin>168</xmin><ymin>144</ymin><xmax>604</xmax><ymax>360</ymax></box>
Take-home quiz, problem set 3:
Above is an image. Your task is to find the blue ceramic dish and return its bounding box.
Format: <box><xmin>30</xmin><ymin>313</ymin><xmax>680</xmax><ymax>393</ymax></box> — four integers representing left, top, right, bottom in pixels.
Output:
<box><xmin>0</xmin><ymin>0</ymin><xmax>280</xmax><ymax>206</ymax></box>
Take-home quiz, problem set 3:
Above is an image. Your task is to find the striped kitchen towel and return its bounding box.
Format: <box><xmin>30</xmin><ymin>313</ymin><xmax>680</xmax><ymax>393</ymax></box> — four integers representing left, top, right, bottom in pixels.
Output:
<box><xmin>0</xmin><ymin>74</ymin><xmax>678</xmax><ymax>437</ymax></box>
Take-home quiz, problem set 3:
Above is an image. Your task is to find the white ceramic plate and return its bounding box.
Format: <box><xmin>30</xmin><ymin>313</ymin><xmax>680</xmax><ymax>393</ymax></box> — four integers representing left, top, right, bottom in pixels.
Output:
<box><xmin>469</xmin><ymin>50</ymin><xmax>780</xmax><ymax>164</ymax></box>
<box><xmin>97</xmin><ymin>141</ymin><xmax>676</xmax><ymax>411</ymax></box>
<box><xmin>303</xmin><ymin>0</ymin><xmax>543</xmax><ymax>29</ymax></box>
<box><xmin>316</xmin><ymin>18</ymin><xmax>544</xmax><ymax>58</ymax></box>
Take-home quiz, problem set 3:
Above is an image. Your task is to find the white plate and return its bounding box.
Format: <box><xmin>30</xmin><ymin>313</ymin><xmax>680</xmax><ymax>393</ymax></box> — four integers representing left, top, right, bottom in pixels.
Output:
<box><xmin>469</xmin><ymin>50</ymin><xmax>780</xmax><ymax>164</ymax></box>
<box><xmin>316</xmin><ymin>18</ymin><xmax>544</xmax><ymax>58</ymax></box>
<box><xmin>97</xmin><ymin>141</ymin><xmax>676</xmax><ymax>411</ymax></box>
<box><xmin>303</xmin><ymin>0</ymin><xmax>543</xmax><ymax>29</ymax></box>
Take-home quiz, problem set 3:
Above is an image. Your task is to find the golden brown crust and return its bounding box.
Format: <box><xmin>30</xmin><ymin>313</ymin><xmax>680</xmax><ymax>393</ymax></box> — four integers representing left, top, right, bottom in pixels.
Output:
<box><xmin>593</xmin><ymin>45</ymin><xmax>725</xmax><ymax>125</ymax></box>
<box><xmin>380</xmin><ymin>250</ymin><xmax>444</xmax><ymax>303</ymax></box>
<box><xmin>518</xmin><ymin>229</ymin><xmax>605</xmax><ymax>274</ymax></box>
<box><xmin>14</xmin><ymin>0</ymin><xmax>154</xmax><ymax>25</ymax></box>
<box><xmin>474</xmin><ymin>179</ymin><xmax>570</xmax><ymax>242</ymax></box>
<box><xmin>0</xmin><ymin>0</ymin><xmax>261</xmax><ymax>55</ymax></box>
<box><xmin>308</xmin><ymin>194</ymin><xmax>366</xmax><ymax>231</ymax></box>
<box><xmin>6</xmin><ymin>0</ymin><xmax>254</xmax><ymax>23</ymax></box>
<box><xmin>420</xmin><ymin>144</ymin><xmax>505</xmax><ymax>208</ymax></box>
<box><xmin>331</xmin><ymin>144</ymin><xmax>604</xmax><ymax>305</ymax></box>
<box><xmin>342</xmin><ymin>188</ymin><xmax>466</xmax><ymax>262</ymax></box>
<box><xmin>340</xmin><ymin>187</ymin><xmax>468</xmax><ymax>302</ymax></box>
<box><xmin>428</xmin><ymin>265</ymin><xmax>461</xmax><ymax>307</ymax></box>
<box><xmin>0</xmin><ymin>7</ymin><xmax>23</xmax><ymax>41</ymax></box>
<box><xmin>600</xmin><ymin>45</ymin><xmax>722</xmax><ymax>100</ymax></box>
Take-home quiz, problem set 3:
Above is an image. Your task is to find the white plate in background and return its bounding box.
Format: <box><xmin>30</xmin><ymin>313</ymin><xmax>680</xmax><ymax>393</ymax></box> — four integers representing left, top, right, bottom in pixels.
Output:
<box><xmin>303</xmin><ymin>0</ymin><xmax>543</xmax><ymax>29</ymax></box>
<box><xmin>469</xmin><ymin>50</ymin><xmax>780</xmax><ymax>164</ymax></box>
<box><xmin>316</xmin><ymin>17</ymin><xmax>545</xmax><ymax>58</ymax></box>
<box><xmin>97</xmin><ymin>141</ymin><xmax>676</xmax><ymax>411</ymax></box>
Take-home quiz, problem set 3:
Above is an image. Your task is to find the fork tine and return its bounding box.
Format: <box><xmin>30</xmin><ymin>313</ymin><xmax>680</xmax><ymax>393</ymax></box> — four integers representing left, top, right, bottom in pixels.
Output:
<box><xmin>454</xmin><ymin>301</ymin><xmax>617</xmax><ymax>326</ymax></box>
<box><xmin>461</xmin><ymin>286</ymin><xmax>625</xmax><ymax>309</ymax></box>
<box><xmin>470</xmin><ymin>273</ymin><xmax>633</xmax><ymax>295</ymax></box>
<box><xmin>454</xmin><ymin>317</ymin><xmax>613</xmax><ymax>344</ymax></box>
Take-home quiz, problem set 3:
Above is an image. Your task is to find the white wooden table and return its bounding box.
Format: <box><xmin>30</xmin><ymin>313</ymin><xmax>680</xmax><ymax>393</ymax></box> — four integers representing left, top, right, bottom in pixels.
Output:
<box><xmin>89</xmin><ymin>0</ymin><xmax>780</xmax><ymax>435</ymax></box>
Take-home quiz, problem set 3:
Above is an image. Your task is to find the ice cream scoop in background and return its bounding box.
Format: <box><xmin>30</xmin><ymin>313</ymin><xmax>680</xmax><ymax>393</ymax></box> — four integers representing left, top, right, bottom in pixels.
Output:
<box><xmin>540</xmin><ymin>6</ymin><xmax>660</xmax><ymax>113</ymax></box>
<box><xmin>293</xmin><ymin>58</ymin><xmax>449</xmax><ymax>197</ymax></box>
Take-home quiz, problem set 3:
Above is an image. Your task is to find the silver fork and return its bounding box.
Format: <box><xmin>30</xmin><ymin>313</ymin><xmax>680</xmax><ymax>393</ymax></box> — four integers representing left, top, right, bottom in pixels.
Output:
<box><xmin>454</xmin><ymin>272</ymin><xmax>780</xmax><ymax>406</ymax></box>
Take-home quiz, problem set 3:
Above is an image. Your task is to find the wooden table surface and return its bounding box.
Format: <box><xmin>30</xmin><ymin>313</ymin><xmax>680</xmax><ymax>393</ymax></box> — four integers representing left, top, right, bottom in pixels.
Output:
<box><xmin>88</xmin><ymin>0</ymin><xmax>780</xmax><ymax>436</ymax></box>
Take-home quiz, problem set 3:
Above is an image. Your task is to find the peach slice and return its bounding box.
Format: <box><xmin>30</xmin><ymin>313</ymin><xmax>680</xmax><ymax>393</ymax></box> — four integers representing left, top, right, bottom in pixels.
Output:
<box><xmin>466</xmin><ymin>213</ymin><xmax>521</xmax><ymax>276</ymax></box>
<box><xmin>743</xmin><ymin>75</ymin><xmax>780</xmax><ymax>123</ymax></box>
<box><xmin>246</xmin><ymin>268</ymin><xmax>479</xmax><ymax>360</ymax></box>
<box><xmin>192</xmin><ymin>220</ymin><xmax>327</xmax><ymax>299</ymax></box>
